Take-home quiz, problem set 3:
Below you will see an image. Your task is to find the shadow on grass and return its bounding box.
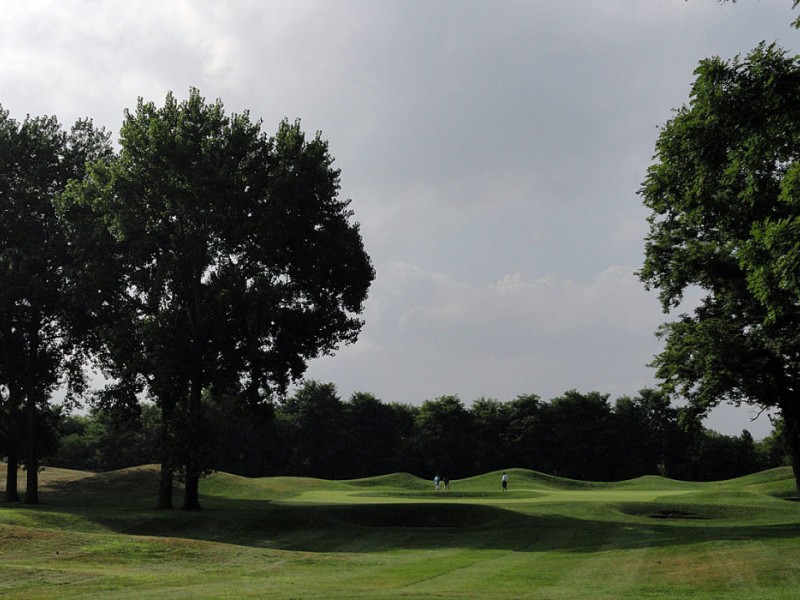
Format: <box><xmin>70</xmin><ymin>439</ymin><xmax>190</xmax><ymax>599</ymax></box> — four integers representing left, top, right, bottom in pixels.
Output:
<box><xmin>9</xmin><ymin>474</ymin><xmax>800</xmax><ymax>555</ymax></box>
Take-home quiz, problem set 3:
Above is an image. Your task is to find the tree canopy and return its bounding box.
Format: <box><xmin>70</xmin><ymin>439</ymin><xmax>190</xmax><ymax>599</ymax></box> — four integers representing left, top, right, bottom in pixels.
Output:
<box><xmin>62</xmin><ymin>89</ymin><xmax>374</xmax><ymax>509</ymax></box>
<box><xmin>639</xmin><ymin>43</ymin><xmax>800</xmax><ymax>493</ymax></box>
<box><xmin>46</xmin><ymin>384</ymin><xmax>779</xmax><ymax>484</ymax></box>
<box><xmin>0</xmin><ymin>108</ymin><xmax>111</xmax><ymax>503</ymax></box>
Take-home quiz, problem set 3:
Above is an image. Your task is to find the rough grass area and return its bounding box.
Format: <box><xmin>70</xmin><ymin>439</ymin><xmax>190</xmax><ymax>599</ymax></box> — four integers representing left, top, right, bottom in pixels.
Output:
<box><xmin>1</xmin><ymin>465</ymin><xmax>799</xmax><ymax>599</ymax></box>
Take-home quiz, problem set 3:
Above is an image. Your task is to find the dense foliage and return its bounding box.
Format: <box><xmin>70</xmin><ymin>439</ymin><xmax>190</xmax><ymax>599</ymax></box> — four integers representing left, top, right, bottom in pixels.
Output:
<box><xmin>58</xmin><ymin>90</ymin><xmax>374</xmax><ymax>509</ymax></box>
<box><xmin>640</xmin><ymin>43</ymin><xmax>800</xmax><ymax>494</ymax></box>
<box><xmin>0</xmin><ymin>108</ymin><xmax>111</xmax><ymax>503</ymax></box>
<box><xmin>45</xmin><ymin>383</ymin><xmax>786</xmax><ymax>482</ymax></box>
<box><xmin>0</xmin><ymin>93</ymin><xmax>374</xmax><ymax>508</ymax></box>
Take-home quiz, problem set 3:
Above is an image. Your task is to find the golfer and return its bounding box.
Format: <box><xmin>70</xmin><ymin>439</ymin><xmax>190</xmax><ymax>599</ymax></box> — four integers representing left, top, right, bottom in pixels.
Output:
<box><xmin>501</xmin><ymin>472</ymin><xmax>508</xmax><ymax>492</ymax></box>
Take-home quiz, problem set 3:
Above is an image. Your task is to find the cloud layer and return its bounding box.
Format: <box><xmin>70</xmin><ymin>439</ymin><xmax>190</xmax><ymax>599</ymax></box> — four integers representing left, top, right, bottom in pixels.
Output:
<box><xmin>2</xmin><ymin>1</ymin><xmax>795</xmax><ymax>436</ymax></box>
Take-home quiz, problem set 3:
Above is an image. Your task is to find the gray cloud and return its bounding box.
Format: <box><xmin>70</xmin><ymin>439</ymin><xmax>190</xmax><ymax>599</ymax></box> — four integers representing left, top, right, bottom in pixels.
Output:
<box><xmin>3</xmin><ymin>0</ymin><xmax>796</xmax><ymax>437</ymax></box>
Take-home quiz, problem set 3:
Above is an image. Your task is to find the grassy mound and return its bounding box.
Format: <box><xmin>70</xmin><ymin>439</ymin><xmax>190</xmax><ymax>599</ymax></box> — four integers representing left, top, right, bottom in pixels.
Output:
<box><xmin>201</xmin><ymin>471</ymin><xmax>353</xmax><ymax>501</ymax></box>
<box><xmin>345</xmin><ymin>472</ymin><xmax>430</xmax><ymax>490</ymax></box>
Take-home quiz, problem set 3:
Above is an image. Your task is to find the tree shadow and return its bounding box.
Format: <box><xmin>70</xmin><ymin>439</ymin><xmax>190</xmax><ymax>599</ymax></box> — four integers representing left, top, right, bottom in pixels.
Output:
<box><xmin>13</xmin><ymin>478</ymin><xmax>800</xmax><ymax>555</ymax></box>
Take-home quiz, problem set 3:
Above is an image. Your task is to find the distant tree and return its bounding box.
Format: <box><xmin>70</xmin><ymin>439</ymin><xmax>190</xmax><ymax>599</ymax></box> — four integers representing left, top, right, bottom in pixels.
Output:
<box><xmin>282</xmin><ymin>381</ymin><xmax>347</xmax><ymax>478</ymax></box>
<box><xmin>540</xmin><ymin>391</ymin><xmax>616</xmax><ymax>480</ymax></box>
<box><xmin>505</xmin><ymin>394</ymin><xmax>544</xmax><ymax>472</ymax></box>
<box><xmin>62</xmin><ymin>90</ymin><xmax>374</xmax><ymax>509</ymax></box>
<box><xmin>756</xmin><ymin>419</ymin><xmax>791</xmax><ymax>470</ymax></box>
<box><xmin>613</xmin><ymin>389</ymin><xmax>692</xmax><ymax>479</ymax></box>
<box><xmin>205</xmin><ymin>391</ymin><xmax>277</xmax><ymax>477</ymax></box>
<box><xmin>639</xmin><ymin>43</ymin><xmax>800</xmax><ymax>495</ymax></box>
<box><xmin>385</xmin><ymin>402</ymin><xmax>420</xmax><ymax>475</ymax></box>
<box><xmin>470</xmin><ymin>397</ymin><xmax>510</xmax><ymax>473</ymax></box>
<box><xmin>635</xmin><ymin>389</ymin><xmax>683</xmax><ymax>475</ymax></box>
<box><xmin>414</xmin><ymin>395</ymin><xmax>474</xmax><ymax>479</ymax></box>
<box><xmin>0</xmin><ymin>107</ymin><xmax>111</xmax><ymax>503</ymax></box>
<box><xmin>342</xmin><ymin>392</ymin><xmax>408</xmax><ymax>478</ymax></box>
<box><xmin>51</xmin><ymin>413</ymin><xmax>95</xmax><ymax>471</ymax></box>
<box><xmin>612</xmin><ymin>396</ymin><xmax>656</xmax><ymax>479</ymax></box>
<box><xmin>99</xmin><ymin>403</ymin><xmax>160</xmax><ymax>471</ymax></box>
<box><xmin>693</xmin><ymin>429</ymin><xmax>762</xmax><ymax>480</ymax></box>
<box><xmin>48</xmin><ymin>402</ymin><xmax>161</xmax><ymax>473</ymax></box>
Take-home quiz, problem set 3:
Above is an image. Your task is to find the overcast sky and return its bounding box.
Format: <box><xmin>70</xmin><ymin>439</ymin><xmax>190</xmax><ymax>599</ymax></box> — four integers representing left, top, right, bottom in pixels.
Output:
<box><xmin>3</xmin><ymin>1</ymin><xmax>798</xmax><ymax>437</ymax></box>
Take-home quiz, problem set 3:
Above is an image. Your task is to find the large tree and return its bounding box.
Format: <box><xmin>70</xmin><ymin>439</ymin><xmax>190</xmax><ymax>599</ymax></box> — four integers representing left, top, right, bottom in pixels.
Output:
<box><xmin>0</xmin><ymin>108</ymin><xmax>110</xmax><ymax>503</ymax></box>
<box><xmin>63</xmin><ymin>90</ymin><xmax>374</xmax><ymax>509</ymax></box>
<box><xmin>639</xmin><ymin>43</ymin><xmax>800</xmax><ymax>494</ymax></box>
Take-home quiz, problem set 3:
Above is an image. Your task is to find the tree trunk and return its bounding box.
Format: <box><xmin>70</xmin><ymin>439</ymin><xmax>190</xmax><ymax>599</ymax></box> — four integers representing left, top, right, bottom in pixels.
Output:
<box><xmin>5</xmin><ymin>446</ymin><xmax>20</xmax><ymax>502</ymax></box>
<box><xmin>23</xmin><ymin>323</ymin><xmax>41</xmax><ymax>505</ymax></box>
<box><xmin>181</xmin><ymin>377</ymin><xmax>203</xmax><ymax>511</ymax></box>
<box><xmin>23</xmin><ymin>394</ymin><xmax>39</xmax><ymax>505</ymax></box>
<box><xmin>179</xmin><ymin>258</ymin><xmax>206</xmax><ymax>512</ymax></box>
<box><xmin>4</xmin><ymin>397</ymin><xmax>21</xmax><ymax>502</ymax></box>
<box><xmin>182</xmin><ymin>473</ymin><xmax>200</xmax><ymax>511</ymax></box>
<box><xmin>782</xmin><ymin>408</ymin><xmax>800</xmax><ymax>498</ymax></box>
<box><xmin>157</xmin><ymin>462</ymin><xmax>174</xmax><ymax>510</ymax></box>
<box><xmin>156</xmin><ymin>399</ymin><xmax>175</xmax><ymax>509</ymax></box>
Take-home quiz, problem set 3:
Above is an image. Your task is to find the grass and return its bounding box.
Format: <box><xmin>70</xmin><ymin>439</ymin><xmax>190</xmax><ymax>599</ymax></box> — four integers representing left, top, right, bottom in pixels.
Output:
<box><xmin>1</xmin><ymin>465</ymin><xmax>799</xmax><ymax>598</ymax></box>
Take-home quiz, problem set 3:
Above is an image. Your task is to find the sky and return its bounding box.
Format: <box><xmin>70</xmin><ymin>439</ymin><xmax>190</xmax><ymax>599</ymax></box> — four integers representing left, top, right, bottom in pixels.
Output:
<box><xmin>3</xmin><ymin>1</ymin><xmax>798</xmax><ymax>438</ymax></box>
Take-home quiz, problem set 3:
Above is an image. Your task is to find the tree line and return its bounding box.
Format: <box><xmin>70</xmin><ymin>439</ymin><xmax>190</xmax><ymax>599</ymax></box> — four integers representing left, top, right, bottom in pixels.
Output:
<box><xmin>44</xmin><ymin>381</ymin><xmax>788</xmax><ymax>483</ymax></box>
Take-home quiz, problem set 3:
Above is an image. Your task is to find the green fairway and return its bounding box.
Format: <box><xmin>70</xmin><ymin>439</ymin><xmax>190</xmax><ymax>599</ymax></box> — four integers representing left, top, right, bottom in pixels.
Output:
<box><xmin>1</xmin><ymin>466</ymin><xmax>799</xmax><ymax>598</ymax></box>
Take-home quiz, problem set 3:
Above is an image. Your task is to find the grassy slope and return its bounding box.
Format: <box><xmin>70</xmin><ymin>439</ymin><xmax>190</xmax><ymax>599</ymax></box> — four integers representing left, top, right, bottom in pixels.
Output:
<box><xmin>1</xmin><ymin>465</ymin><xmax>799</xmax><ymax>599</ymax></box>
